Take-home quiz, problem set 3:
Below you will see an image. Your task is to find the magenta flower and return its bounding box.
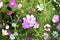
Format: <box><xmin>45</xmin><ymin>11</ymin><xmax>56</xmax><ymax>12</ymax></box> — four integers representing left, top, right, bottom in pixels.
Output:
<box><xmin>22</xmin><ymin>15</ymin><xmax>36</xmax><ymax>29</ymax></box>
<box><xmin>52</xmin><ymin>15</ymin><xmax>59</xmax><ymax>23</ymax></box>
<box><xmin>7</xmin><ymin>30</ymin><xmax>11</xmax><ymax>37</ymax></box>
<box><xmin>56</xmin><ymin>24</ymin><xmax>60</xmax><ymax>31</ymax></box>
<box><xmin>9</xmin><ymin>0</ymin><xmax>17</xmax><ymax>8</ymax></box>
<box><xmin>18</xmin><ymin>18</ymin><xmax>23</xmax><ymax>23</ymax></box>
<box><xmin>7</xmin><ymin>11</ymin><xmax>12</xmax><ymax>15</ymax></box>
<box><xmin>26</xmin><ymin>36</ymin><xmax>31</xmax><ymax>40</ymax></box>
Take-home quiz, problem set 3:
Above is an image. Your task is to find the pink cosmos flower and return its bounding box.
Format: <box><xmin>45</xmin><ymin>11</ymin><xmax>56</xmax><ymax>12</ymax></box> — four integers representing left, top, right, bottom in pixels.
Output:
<box><xmin>22</xmin><ymin>15</ymin><xmax>36</xmax><ymax>29</ymax></box>
<box><xmin>26</xmin><ymin>36</ymin><xmax>31</xmax><ymax>40</ymax></box>
<box><xmin>52</xmin><ymin>15</ymin><xmax>59</xmax><ymax>23</ymax></box>
<box><xmin>7</xmin><ymin>11</ymin><xmax>12</xmax><ymax>15</ymax></box>
<box><xmin>42</xmin><ymin>33</ymin><xmax>50</xmax><ymax>40</ymax></box>
<box><xmin>9</xmin><ymin>0</ymin><xmax>17</xmax><ymax>8</ymax></box>
<box><xmin>56</xmin><ymin>24</ymin><xmax>60</xmax><ymax>31</ymax></box>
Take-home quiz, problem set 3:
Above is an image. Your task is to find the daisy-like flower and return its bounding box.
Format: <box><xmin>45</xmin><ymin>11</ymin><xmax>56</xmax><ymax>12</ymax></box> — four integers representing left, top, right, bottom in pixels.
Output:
<box><xmin>42</xmin><ymin>33</ymin><xmax>50</xmax><ymax>40</ymax></box>
<box><xmin>13</xmin><ymin>32</ymin><xmax>18</xmax><ymax>36</ymax></box>
<box><xmin>44</xmin><ymin>24</ymin><xmax>51</xmax><ymax>31</ymax></box>
<box><xmin>5</xmin><ymin>25</ymin><xmax>9</xmax><ymax>29</ymax></box>
<box><xmin>22</xmin><ymin>15</ymin><xmax>36</xmax><ymax>29</ymax></box>
<box><xmin>10</xmin><ymin>34</ymin><xmax>15</xmax><ymax>40</ymax></box>
<box><xmin>0</xmin><ymin>2</ymin><xmax>3</xmax><ymax>8</ymax></box>
<box><xmin>18</xmin><ymin>3</ymin><xmax>22</xmax><ymax>8</ymax></box>
<box><xmin>52</xmin><ymin>15</ymin><xmax>59</xmax><ymax>23</ymax></box>
<box><xmin>2</xmin><ymin>29</ymin><xmax>11</xmax><ymax>36</ymax></box>
<box><xmin>56</xmin><ymin>24</ymin><xmax>60</xmax><ymax>31</ymax></box>
<box><xmin>52</xmin><ymin>31</ymin><xmax>59</xmax><ymax>37</ymax></box>
<box><xmin>37</xmin><ymin>4</ymin><xmax>44</xmax><ymax>11</ymax></box>
<box><xmin>2</xmin><ymin>29</ymin><xmax>8</xmax><ymax>36</ymax></box>
<box><xmin>12</xmin><ymin>23</ymin><xmax>16</xmax><ymax>27</ymax></box>
<box><xmin>33</xmin><ymin>22</ymin><xmax>40</xmax><ymax>28</ymax></box>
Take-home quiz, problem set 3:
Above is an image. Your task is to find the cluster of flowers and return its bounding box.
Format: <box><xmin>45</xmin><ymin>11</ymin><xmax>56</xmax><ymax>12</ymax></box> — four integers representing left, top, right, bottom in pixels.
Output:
<box><xmin>0</xmin><ymin>0</ymin><xmax>40</xmax><ymax>40</ymax></box>
<box><xmin>0</xmin><ymin>0</ymin><xmax>60</xmax><ymax>40</ymax></box>
<box><xmin>42</xmin><ymin>15</ymin><xmax>60</xmax><ymax>40</ymax></box>
<box><xmin>1</xmin><ymin>15</ymin><xmax>40</xmax><ymax>40</ymax></box>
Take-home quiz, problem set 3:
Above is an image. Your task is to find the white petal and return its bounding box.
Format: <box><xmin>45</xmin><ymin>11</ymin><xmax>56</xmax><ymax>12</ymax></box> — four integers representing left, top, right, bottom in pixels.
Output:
<box><xmin>0</xmin><ymin>2</ymin><xmax>3</xmax><ymax>8</ymax></box>
<box><xmin>5</xmin><ymin>25</ymin><xmax>9</xmax><ymax>29</ymax></box>
<box><xmin>37</xmin><ymin>5</ymin><xmax>40</xmax><ymax>8</ymax></box>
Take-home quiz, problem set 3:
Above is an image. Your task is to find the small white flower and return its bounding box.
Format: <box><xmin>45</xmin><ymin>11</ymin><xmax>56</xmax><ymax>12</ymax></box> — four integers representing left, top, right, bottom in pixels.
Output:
<box><xmin>10</xmin><ymin>34</ymin><xmax>15</xmax><ymax>40</ymax></box>
<box><xmin>52</xmin><ymin>31</ymin><xmax>59</xmax><ymax>37</ymax></box>
<box><xmin>44</xmin><ymin>24</ymin><xmax>51</xmax><ymax>31</ymax></box>
<box><xmin>53</xmin><ymin>0</ymin><xmax>56</xmax><ymax>2</ymax></box>
<box><xmin>37</xmin><ymin>4</ymin><xmax>44</xmax><ymax>11</ymax></box>
<box><xmin>2</xmin><ymin>29</ymin><xmax>8</xmax><ymax>36</ymax></box>
<box><xmin>33</xmin><ymin>22</ymin><xmax>39</xmax><ymax>28</ymax></box>
<box><xmin>12</xmin><ymin>23</ymin><xmax>16</xmax><ymax>27</ymax></box>
<box><xmin>0</xmin><ymin>2</ymin><xmax>3</xmax><ymax>8</ymax></box>
<box><xmin>59</xmin><ymin>4</ymin><xmax>60</xmax><ymax>7</ymax></box>
<box><xmin>53</xmin><ymin>8</ymin><xmax>55</xmax><ymax>10</ymax></box>
<box><xmin>13</xmin><ymin>32</ymin><xmax>18</xmax><ymax>36</ymax></box>
<box><xmin>18</xmin><ymin>3</ymin><xmax>22</xmax><ymax>8</ymax></box>
<box><xmin>5</xmin><ymin>25</ymin><xmax>9</xmax><ymax>29</ymax></box>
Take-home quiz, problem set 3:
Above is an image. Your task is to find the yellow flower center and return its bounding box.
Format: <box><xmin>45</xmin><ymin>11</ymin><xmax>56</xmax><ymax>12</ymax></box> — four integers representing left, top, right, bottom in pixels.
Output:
<box><xmin>28</xmin><ymin>20</ymin><xmax>31</xmax><ymax>23</ymax></box>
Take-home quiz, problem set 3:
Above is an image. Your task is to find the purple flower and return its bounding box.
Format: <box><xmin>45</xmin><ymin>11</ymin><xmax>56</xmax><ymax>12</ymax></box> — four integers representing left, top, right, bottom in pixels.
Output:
<box><xmin>52</xmin><ymin>15</ymin><xmax>59</xmax><ymax>23</ymax></box>
<box><xmin>56</xmin><ymin>24</ymin><xmax>60</xmax><ymax>31</ymax></box>
<box><xmin>42</xmin><ymin>33</ymin><xmax>50</xmax><ymax>40</ymax></box>
<box><xmin>7</xmin><ymin>30</ymin><xmax>11</xmax><ymax>37</ymax></box>
<box><xmin>58</xmin><ymin>37</ymin><xmax>60</xmax><ymax>40</ymax></box>
<box><xmin>22</xmin><ymin>15</ymin><xmax>36</xmax><ymax>29</ymax></box>
<box><xmin>9</xmin><ymin>0</ymin><xmax>17</xmax><ymax>8</ymax></box>
<box><xmin>26</xmin><ymin>36</ymin><xmax>31</xmax><ymax>40</ymax></box>
<box><xmin>18</xmin><ymin>18</ymin><xmax>23</xmax><ymax>23</ymax></box>
<box><xmin>7</xmin><ymin>11</ymin><xmax>12</xmax><ymax>15</ymax></box>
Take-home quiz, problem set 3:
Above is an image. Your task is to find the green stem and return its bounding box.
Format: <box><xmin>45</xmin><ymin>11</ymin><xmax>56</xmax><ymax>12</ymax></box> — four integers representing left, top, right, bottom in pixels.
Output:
<box><xmin>10</xmin><ymin>15</ymin><xmax>13</xmax><ymax>22</ymax></box>
<box><xmin>33</xmin><ymin>28</ymin><xmax>43</xmax><ymax>40</ymax></box>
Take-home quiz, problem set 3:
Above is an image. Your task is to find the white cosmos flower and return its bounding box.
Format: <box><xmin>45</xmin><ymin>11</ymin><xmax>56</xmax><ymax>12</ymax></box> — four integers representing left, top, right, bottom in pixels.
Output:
<box><xmin>13</xmin><ymin>32</ymin><xmax>18</xmax><ymax>36</ymax></box>
<box><xmin>37</xmin><ymin>4</ymin><xmax>44</xmax><ymax>11</ymax></box>
<box><xmin>52</xmin><ymin>31</ymin><xmax>59</xmax><ymax>37</ymax></box>
<box><xmin>2</xmin><ymin>29</ymin><xmax>8</xmax><ymax>36</ymax></box>
<box><xmin>44</xmin><ymin>24</ymin><xmax>51</xmax><ymax>31</ymax></box>
<box><xmin>12</xmin><ymin>23</ymin><xmax>16</xmax><ymax>27</ymax></box>
<box><xmin>33</xmin><ymin>22</ymin><xmax>39</xmax><ymax>28</ymax></box>
<box><xmin>5</xmin><ymin>25</ymin><xmax>9</xmax><ymax>29</ymax></box>
<box><xmin>18</xmin><ymin>3</ymin><xmax>22</xmax><ymax>8</ymax></box>
<box><xmin>10</xmin><ymin>34</ymin><xmax>15</xmax><ymax>40</ymax></box>
<box><xmin>0</xmin><ymin>2</ymin><xmax>3</xmax><ymax>8</ymax></box>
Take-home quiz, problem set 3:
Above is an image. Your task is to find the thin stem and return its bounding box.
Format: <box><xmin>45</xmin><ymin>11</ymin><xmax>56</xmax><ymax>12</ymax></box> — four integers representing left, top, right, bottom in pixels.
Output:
<box><xmin>33</xmin><ymin>28</ymin><xmax>43</xmax><ymax>40</ymax></box>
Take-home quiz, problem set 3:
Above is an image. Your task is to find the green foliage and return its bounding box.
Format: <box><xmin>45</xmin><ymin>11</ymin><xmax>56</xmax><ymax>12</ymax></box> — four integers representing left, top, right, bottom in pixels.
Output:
<box><xmin>0</xmin><ymin>0</ymin><xmax>60</xmax><ymax>40</ymax></box>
